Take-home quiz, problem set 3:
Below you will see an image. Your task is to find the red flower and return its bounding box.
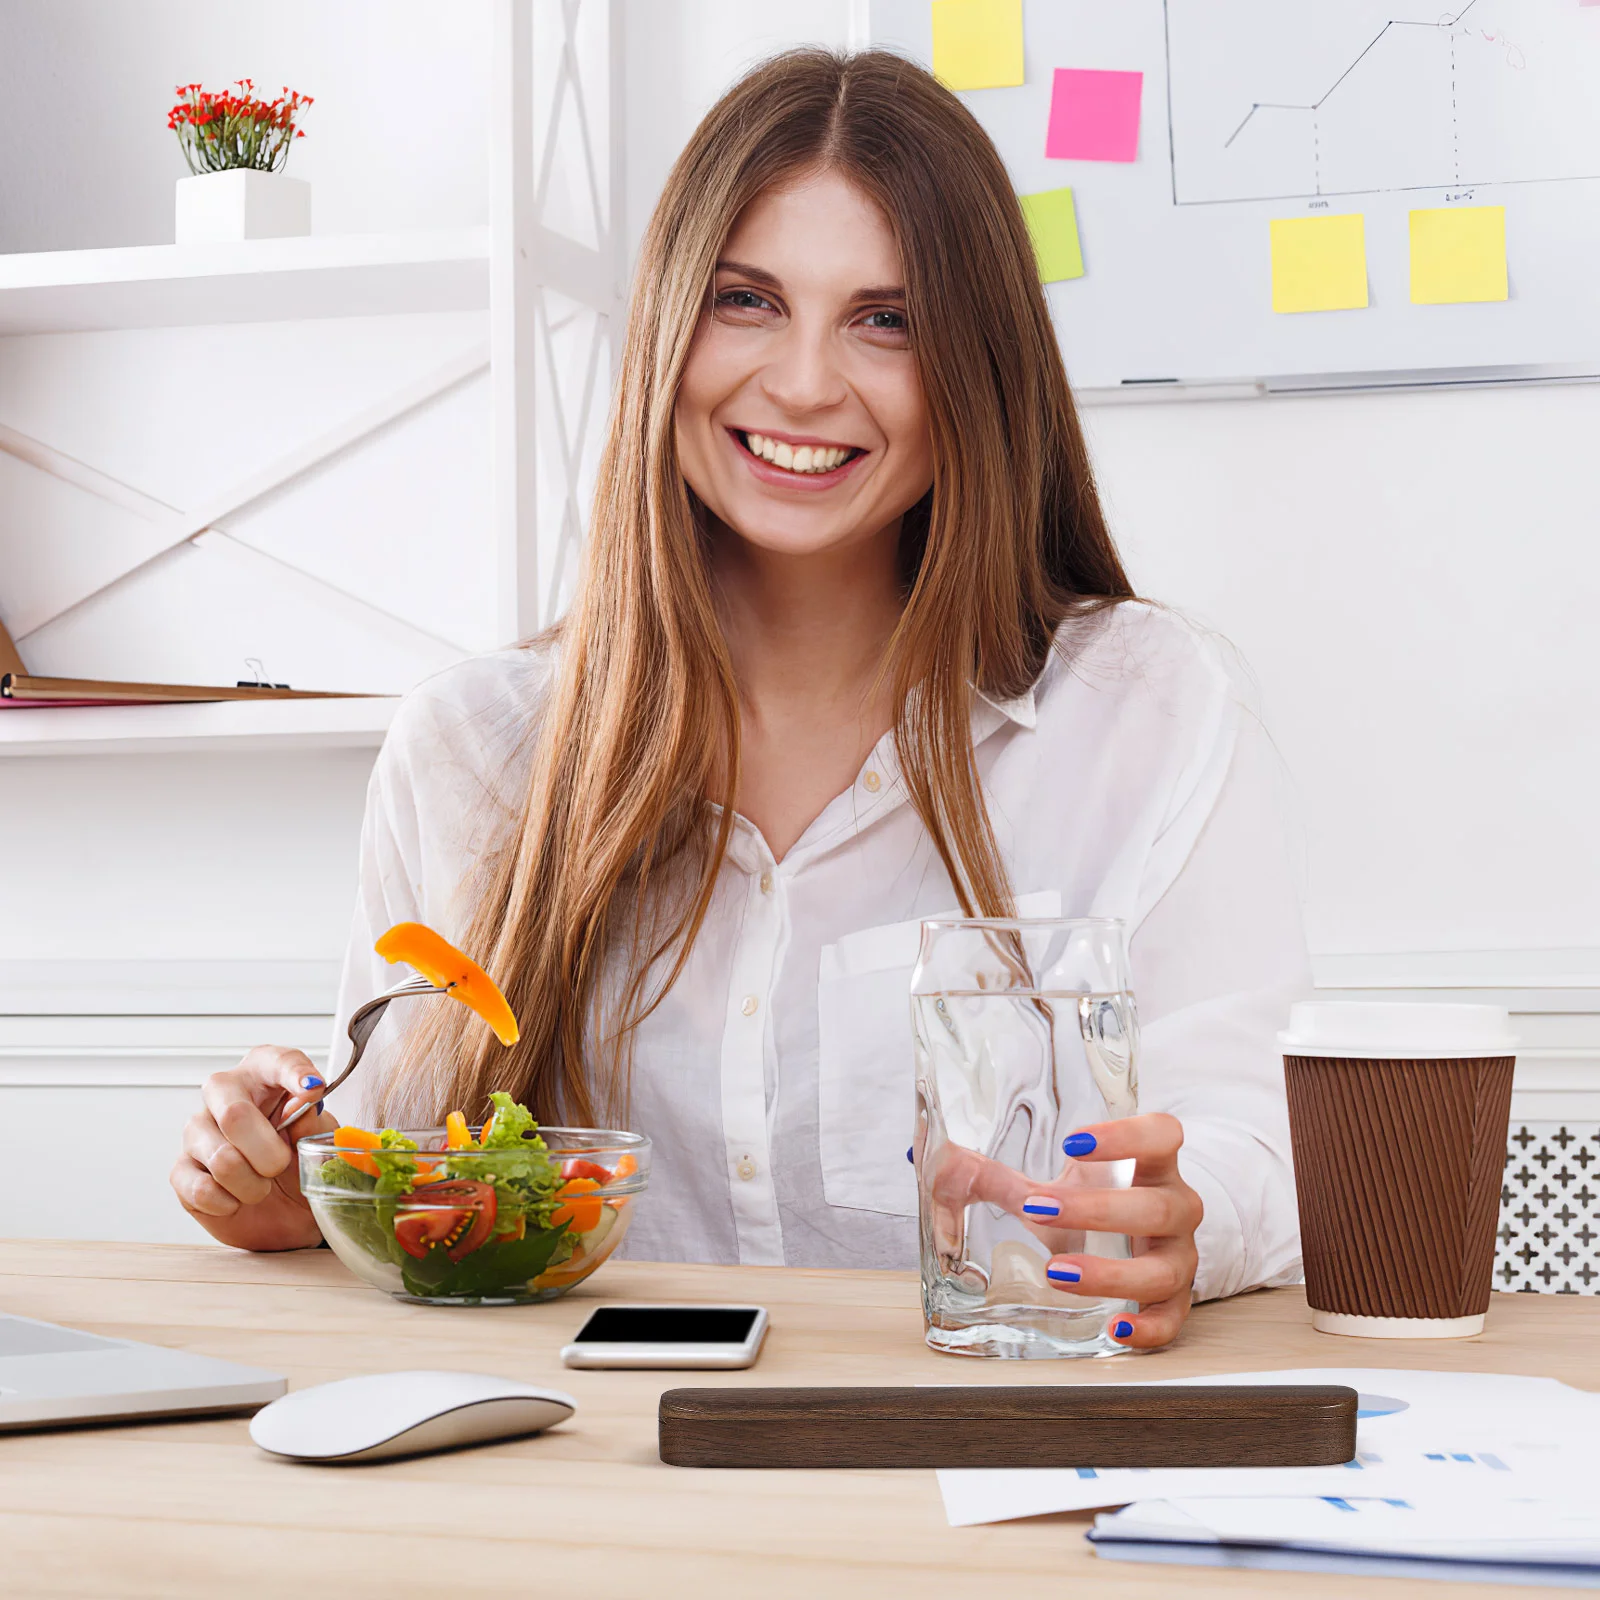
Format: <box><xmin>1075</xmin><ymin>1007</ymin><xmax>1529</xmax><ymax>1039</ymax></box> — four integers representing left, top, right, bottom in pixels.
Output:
<box><xmin>169</xmin><ymin>78</ymin><xmax>311</xmax><ymax>173</ymax></box>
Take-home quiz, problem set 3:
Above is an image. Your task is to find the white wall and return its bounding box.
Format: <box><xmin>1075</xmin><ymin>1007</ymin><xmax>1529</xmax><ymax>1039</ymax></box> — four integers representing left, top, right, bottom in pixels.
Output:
<box><xmin>0</xmin><ymin>751</ymin><xmax>372</xmax><ymax>964</ymax></box>
<box><xmin>1083</xmin><ymin>380</ymin><xmax>1600</xmax><ymax>961</ymax></box>
<box><xmin>0</xmin><ymin>0</ymin><xmax>490</xmax><ymax>252</ymax></box>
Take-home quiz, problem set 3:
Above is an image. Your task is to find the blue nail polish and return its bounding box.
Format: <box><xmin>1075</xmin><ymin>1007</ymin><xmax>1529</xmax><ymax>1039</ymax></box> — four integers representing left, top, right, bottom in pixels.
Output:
<box><xmin>1022</xmin><ymin>1200</ymin><xmax>1061</xmax><ymax>1217</ymax></box>
<box><xmin>1062</xmin><ymin>1131</ymin><xmax>1098</xmax><ymax>1158</ymax></box>
<box><xmin>315</xmin><ymin>1100</ymin><xmax>325</xmax><ymax>1114</ymax></box>
<box><xmin>1114</xmin><ymin>1319</ymin><xmax>1134</xmax><ymax>1339</ymax></box>
<box><xmin>300</xmin><ymin>1074</ymin><xmax>325</xmax><ymax>1091</ymax></box>
<box><xmin>906</xmin><ymin>1146</ymin><xmax>914</xmax><ymax>1164</ymax></box>
<box><xmin>1046</xmin><ymin>1266</ymin><xmax>1082</xmax><ymax>1283</ymax></box>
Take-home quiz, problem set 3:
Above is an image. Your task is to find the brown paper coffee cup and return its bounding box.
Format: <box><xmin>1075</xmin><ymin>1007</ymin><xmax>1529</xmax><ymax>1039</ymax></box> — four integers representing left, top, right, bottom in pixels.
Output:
<box><xmin>1279</xmin><ymin>1002</ymin><xmax>1516</xmax><ymax>1339</ymax></box>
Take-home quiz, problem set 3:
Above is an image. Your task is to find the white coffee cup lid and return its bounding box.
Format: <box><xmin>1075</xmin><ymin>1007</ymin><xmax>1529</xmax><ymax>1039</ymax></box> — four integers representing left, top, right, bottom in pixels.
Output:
<box><xmin>1279</xmin><ymin>1001</ymin><xmax>1517</xmax><ymax>1061</ymax></box>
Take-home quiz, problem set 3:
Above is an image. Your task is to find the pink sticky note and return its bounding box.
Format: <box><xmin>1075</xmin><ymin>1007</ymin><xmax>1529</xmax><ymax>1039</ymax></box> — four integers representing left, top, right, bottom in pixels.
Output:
<box><xmin>1045</xmin><ymin>68</ymin><xmax>1144</xmax><ymax>163</ymax></box>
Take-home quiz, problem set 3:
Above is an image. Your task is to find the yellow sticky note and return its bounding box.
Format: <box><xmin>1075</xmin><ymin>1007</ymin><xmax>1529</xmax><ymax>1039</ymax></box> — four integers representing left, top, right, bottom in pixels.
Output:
<box><xmin>1410</xmin><ymin>205</ymin><xmax>1508</xmax><ymax>304</ymax></box>
<box><xmin>1270</xmin><ymin>214</ymin><xmax>1369</xmax><ymax>314</ymax></box>
<box><xmin>1019</xmin><ymin>187</ymin><xmax>1084</xmax><ymax>283</ymax></box>
<box><xmin>932</xmin><ymin>0</ymin><xmax>1024</xmax><ymax>91</ymax></box>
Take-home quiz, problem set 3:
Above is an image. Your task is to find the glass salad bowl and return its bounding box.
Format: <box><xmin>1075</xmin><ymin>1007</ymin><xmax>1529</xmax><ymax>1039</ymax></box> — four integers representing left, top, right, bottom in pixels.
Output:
<box><xmin>301</xmin><ymin>1117</ymin><xmax>650</xmax><ymax>1306</ymax></box>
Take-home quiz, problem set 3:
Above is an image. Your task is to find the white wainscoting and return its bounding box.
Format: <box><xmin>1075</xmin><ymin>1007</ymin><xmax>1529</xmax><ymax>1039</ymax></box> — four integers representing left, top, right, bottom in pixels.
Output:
<box><xmin>0</xmin><ymin>961</ymin><xmax>338</xmax><ymax>1245</ymax></box>
<box><xmin>1312</xmin><ymin>949</ymin><xmax>1600</xmax><ymax>1123</ymax></box>
<box><xmin>6</xmin><ymin>953</ymin><xmax>1596</xmax><ymax>1248</ymax></box>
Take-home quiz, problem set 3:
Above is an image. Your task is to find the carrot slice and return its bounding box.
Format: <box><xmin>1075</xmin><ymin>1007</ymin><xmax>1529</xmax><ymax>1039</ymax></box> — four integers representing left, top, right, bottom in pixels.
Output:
<box><xmin>374</xmin><ymin>923</ymin><xmax>520</xmax><ymax>1046</ymax></box>
<box><xmin>550</xmin><ymin>1177</ymin><xmax>603</xmax><ymax>1233</ymax></box>
<box><xmin>611</xmin><ymin>1153</ymin><xmax>638</xmax><ymax>1180</ymax></box>
<box><xmin>444</xmin><ymin>1111</ymin><xmax>475</xmax><ymax>1150</ymax></box>
<box><xmin>334</xmin><ymin>1126</ymin><xmax>382</xmax><ymax>1178</ymax></box>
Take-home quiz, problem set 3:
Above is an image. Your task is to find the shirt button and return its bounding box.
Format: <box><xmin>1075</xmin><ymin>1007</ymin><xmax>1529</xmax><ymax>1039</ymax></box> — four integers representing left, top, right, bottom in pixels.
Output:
<box><xmin>863</xmin><ymin>770</ymin><xmax>881</xmax><ymax>793</ymax></box>
<box><xmin>759</xmin><ymin>870</ymin><xmax>774</xmax><ymax>895</ymax></box>
<box><xmin>736</xmin><ymin>1157</ymin><xmax>757</xmax><ymax>1181</ymax></box>
<box><xmin>740</xmin><ymin>994</ymin><xmax>759</xmax><ymax>1016</ymax></box>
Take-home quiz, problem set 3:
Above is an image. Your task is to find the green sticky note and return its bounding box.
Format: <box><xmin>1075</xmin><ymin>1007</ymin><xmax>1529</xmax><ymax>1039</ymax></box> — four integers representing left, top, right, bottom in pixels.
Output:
<box><xmin>1019</xmin><ymin>187</ymin><xmax>1084</xmax><ymax>283</ymax></box>
<box><xmin>1410</xmin><ymin>205</ymin><xmax>1508</xmax><ymax>304</ymax></box>
<box><xmin>1270</xmin><ymin>214</ymin><xmax>1369</xmax><ymax>313</ymax></box>
<box><xmin>932</xmin><ymin>0</ymin><xmax>1025</xmax><ymax>91</ymax></box>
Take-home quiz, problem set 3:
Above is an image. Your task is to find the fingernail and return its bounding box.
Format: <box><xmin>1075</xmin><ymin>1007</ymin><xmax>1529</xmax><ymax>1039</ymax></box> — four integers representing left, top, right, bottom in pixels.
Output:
<box><xmin>1114</xmin><ymin>1319</ymin><xmax>1134</xmax><ymax>1340</ymax></box>
<box><xmin>906</xmin><ymin>1146</ymin><xmax>914</xmax><ymax>1164</ymax></box>
<box><xmin>315</xmin><ymin>1100</ymin><xmax>325</xmax><ymax>1114</ymax></box>
<box><xmin>1062</xmin><ymin>1131</ymin><xmax>1098</xmax><ymax>1158</ymax></box>
<box><xmin>1022</xmin><ymin>1195</ymin><xmax>1061</xmax><ymax>1217</ymax></box>
<box><xmin>300</xmin><ymin>1074</ymin><xmax>325</xmax><ymax>1090</ymax></box>
<box><xmin>1047</xmin><ymin>1265</ymin><xmax>1082</xmax><ymax>1284</ymax></box>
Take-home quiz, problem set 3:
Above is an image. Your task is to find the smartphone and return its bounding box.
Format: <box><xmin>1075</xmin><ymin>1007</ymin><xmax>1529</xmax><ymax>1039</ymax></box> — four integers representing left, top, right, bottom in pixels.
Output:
<box><xmin>560</xmin><ymin>1305</ymin><xmax>769</xmax><ymax>1369</ymax></box>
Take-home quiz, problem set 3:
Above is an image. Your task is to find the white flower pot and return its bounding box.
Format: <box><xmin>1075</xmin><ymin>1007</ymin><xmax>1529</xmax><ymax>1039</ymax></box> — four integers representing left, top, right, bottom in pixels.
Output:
<box><xmin>175</xmin><ymin>171</ymin><xmax>311</xmax><ymax>244</ymax></box>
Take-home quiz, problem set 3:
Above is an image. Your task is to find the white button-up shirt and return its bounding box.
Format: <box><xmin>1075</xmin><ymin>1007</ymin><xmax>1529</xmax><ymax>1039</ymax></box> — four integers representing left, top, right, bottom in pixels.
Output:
<box><xmin>330</xmin><ymin>602</ymin><xmax>1309</xmax><ymax>1302</ymax></box>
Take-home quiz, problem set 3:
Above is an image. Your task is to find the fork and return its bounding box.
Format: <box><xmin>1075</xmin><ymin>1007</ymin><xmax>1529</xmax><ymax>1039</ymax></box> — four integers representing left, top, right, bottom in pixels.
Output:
<box><xmin>276</xmin><ymin>973</ymin><xmax>446</xmax><ymax>1133</ymax></box>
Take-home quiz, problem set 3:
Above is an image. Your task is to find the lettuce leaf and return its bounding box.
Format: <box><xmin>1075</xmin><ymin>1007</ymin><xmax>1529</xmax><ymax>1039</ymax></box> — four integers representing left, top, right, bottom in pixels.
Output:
<box><xmin>313</xmin><ymin>1159</ymin><xmax>409</xmax><ymax>1267</ymax></box>
<box><xmin>315</xmin><ymin>1154</ymin><xmax>377</xmax><ymax>1193</ymax></box>
<box><xmin>372</xmin><ymin>1127</ymin><xmax>419</xmax><ymax>1184</ymax></box>
<box><xmin>399</xmin><ymin>1223</ymin><xmax>568</xmax><ymax>1300</ymax></box>
<box><xmin>445</xmin><ymin>1092</ymin><xmax>564</xmax><ymax>1231</ymax></box>
<box><xmin>480</xmin><ymin>1091</ymin><xmax>538</xmax><ymax>1149</ymax></box>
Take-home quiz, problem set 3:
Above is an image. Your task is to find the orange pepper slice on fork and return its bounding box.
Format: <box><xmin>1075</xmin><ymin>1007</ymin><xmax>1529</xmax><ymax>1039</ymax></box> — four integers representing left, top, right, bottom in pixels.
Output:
<box><xmin>374</xmin><ymin>923</ymin><xmax>519</xmax><ymax>1047</ymax></box>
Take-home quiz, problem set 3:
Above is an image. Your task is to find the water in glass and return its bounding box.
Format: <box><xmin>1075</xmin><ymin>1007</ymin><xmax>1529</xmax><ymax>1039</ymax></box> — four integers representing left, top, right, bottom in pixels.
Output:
<box><xmin>912</xmin><ymin>918</ymin><xmax>1140</xmax><ymax>1358</ymax></box>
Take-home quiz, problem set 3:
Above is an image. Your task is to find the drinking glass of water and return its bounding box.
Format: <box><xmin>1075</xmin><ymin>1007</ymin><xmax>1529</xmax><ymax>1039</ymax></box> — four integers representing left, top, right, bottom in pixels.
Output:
<box><xmin>911</xmin><ymin>917</ymin><xmax>1139</xmax><ymax>1358</ymax></box>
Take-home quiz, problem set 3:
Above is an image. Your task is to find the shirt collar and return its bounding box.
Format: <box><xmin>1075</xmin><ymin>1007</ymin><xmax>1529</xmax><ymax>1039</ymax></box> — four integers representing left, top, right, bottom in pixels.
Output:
<box><xmin>974</xmin><ymin>684</ymin><xmax>1038</xmax><ymax>731</ymax></box>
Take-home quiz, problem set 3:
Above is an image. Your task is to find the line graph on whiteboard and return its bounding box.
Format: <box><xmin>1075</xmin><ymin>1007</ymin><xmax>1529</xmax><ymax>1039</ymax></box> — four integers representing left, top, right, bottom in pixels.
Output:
<box><xmin>1164</xmin><ymin>0</ymin><xmax>1600</xmax><ymax>205</ymax></box>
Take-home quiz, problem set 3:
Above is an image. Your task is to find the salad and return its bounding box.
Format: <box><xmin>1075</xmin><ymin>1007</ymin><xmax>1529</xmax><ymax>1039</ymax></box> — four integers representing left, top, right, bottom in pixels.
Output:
<box><xmin>306</xmin><ymin>1092</ymin><xmax>640</xmax><ymax>1303</ymax></box>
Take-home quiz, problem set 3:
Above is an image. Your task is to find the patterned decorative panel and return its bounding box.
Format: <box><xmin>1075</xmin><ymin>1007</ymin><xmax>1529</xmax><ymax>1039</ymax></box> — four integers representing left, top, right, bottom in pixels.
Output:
<box><xmin>534</xmin><ymin>285</ymin><xmax>609</xmax><ymax>625</ymax></box>
<box><xmin>529</xmin><ymin>0</ymin><xmax>618</xmax><ymax>628</ymax></box>
<box><xmin>1496</xmin><ymin>1123</ymin><xmax>1600</xmax><ymax>1295</ymax></box>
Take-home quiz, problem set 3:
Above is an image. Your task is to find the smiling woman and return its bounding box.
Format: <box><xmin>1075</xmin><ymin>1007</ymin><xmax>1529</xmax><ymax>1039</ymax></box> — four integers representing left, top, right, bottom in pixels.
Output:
<box><xmin>175</xmin><ymin>49</ymin><xmax>1309</xmax><ymax>1354</ymax></box>
<box><xmin>679</xmin><ymin>172</ymin><xmax>933</xmax><ymax>535</ymax></box>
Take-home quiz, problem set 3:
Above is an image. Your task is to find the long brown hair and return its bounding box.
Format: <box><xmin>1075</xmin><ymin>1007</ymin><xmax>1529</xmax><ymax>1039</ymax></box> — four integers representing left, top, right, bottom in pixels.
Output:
<box><xmin>381</xmin><ymin>48</ymin><xmax>1132</xmax><ymax>1127</ymax></box>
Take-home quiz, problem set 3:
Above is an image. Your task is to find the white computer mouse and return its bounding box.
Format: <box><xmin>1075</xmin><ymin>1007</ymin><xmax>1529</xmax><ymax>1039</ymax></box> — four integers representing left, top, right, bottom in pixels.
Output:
<box><xmin>249</xmin><ymin>1370</ymin><xmax>576</xmax><ymax>1463</ymax></box>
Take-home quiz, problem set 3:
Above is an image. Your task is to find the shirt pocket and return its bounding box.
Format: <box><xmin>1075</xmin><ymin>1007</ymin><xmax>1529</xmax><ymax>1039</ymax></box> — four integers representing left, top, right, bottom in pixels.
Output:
<box><xmin>815</xmin><ymin>889</ymin><xmax>1062</xmax><ymax>1217</ymax></box>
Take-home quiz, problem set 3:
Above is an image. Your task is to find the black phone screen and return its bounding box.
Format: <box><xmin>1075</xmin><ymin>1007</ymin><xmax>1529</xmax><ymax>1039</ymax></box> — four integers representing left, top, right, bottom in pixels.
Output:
<box><xmin>573</xmin><ymin>1307</ymin><xmax>760</xmax><ymax>1345</ymax></box>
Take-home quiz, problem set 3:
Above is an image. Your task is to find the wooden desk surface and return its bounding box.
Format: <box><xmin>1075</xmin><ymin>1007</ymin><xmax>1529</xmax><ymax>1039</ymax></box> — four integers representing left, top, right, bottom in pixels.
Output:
<box><xmin>1</xmin><ymin>1241</ymin><xmax>1595</xmax><ymax>1598</ymax></box>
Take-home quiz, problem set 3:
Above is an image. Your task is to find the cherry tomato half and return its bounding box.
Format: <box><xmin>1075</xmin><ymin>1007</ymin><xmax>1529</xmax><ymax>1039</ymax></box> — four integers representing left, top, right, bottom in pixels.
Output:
<box><xmin>393</xmin><ymin>1180</ymin><xmax>497</xmax><ymax>1262</ymax></box>
<box><xmin>559</xmin><ymin>1159</ymin><xmax>614</xmax><ymax>1185</ymax></box>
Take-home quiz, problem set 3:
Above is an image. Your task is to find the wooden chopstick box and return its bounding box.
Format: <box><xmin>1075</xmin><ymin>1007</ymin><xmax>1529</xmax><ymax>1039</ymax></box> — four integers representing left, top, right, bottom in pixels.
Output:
<box><xmin>658</xmin><ymin>1384</ymin><xmax>1358</xmax><ymax>1469</ymax></box>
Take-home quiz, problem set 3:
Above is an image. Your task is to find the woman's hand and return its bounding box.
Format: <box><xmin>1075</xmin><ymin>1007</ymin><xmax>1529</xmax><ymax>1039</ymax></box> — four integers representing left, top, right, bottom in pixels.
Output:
<box><xmin>1019</xmin><ymin>1113</ymin><xmax>1202</xmax><ymax>1349</ymax></box>
<box><xmin>924</xmin><ymin>1111</ymin><xmax>1202</xmax><ymax>1348</ymax></box>
<box><xmin>170</xmin><ymin>1045</ymin><xmax>337</xmax><ymax>1252</ymax></box>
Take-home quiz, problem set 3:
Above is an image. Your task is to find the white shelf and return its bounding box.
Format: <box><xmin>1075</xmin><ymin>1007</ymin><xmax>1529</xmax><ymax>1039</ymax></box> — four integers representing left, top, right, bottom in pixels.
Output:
<box><xmin>0</xmin><ymin>229</ymin><xmax>488</xmax><ymax>334</ymax></box>
<box><xmin>0</xmin><ymin>694</ymin><xmax>398</xmax><ymax>756</ymax></box>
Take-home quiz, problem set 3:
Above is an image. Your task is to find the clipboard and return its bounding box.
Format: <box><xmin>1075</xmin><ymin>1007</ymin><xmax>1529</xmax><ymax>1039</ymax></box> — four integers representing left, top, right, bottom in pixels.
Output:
<box><xmin>0</xmin><ymin>615</ymin><xmax>366</xmax><ymax>707</ymax></box>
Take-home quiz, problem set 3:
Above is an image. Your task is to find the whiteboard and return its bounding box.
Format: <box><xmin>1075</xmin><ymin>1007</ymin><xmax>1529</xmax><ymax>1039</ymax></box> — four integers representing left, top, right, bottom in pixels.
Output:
<box><xmin>869</xmin><ymin>0</ymin><xmax>1600</xmax><ymax>390</ymax></box>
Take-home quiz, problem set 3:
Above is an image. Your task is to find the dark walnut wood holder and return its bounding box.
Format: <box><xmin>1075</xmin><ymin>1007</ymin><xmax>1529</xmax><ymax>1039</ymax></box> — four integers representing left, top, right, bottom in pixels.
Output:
<box><xmin>658</xmin><ymin>1383</ymin><xmax>1358</xmax><ymax>1469</ymax></box>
